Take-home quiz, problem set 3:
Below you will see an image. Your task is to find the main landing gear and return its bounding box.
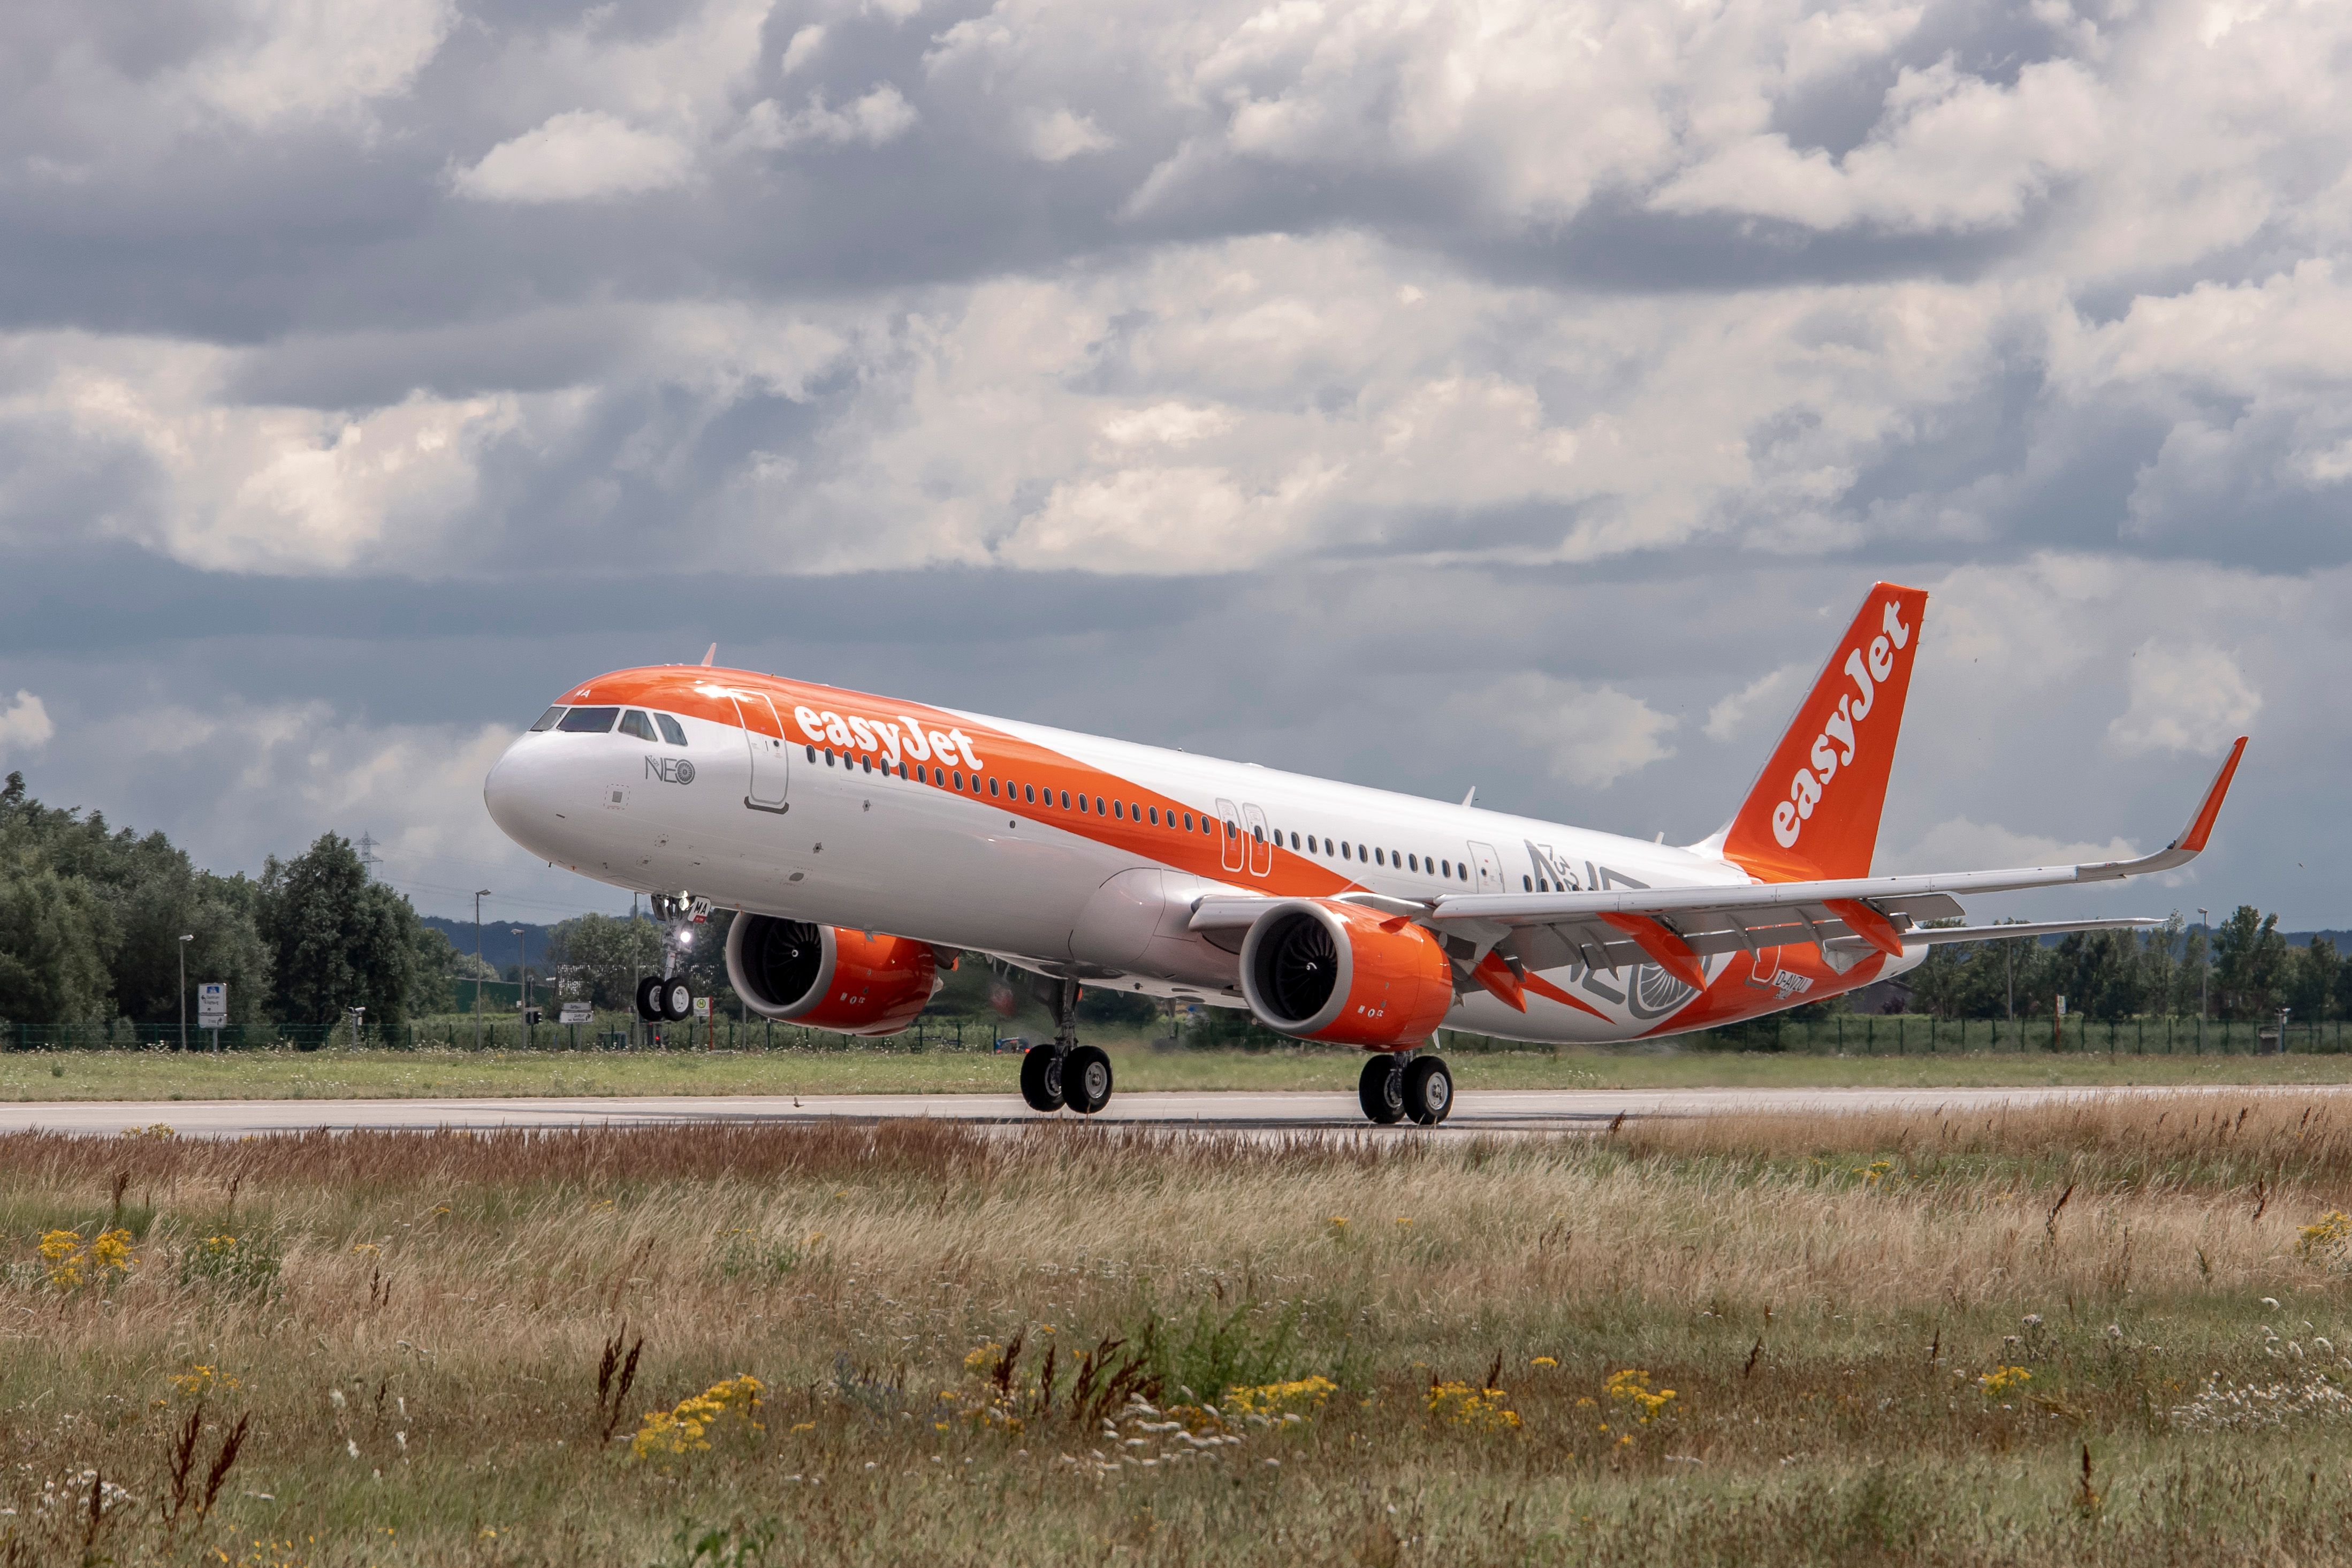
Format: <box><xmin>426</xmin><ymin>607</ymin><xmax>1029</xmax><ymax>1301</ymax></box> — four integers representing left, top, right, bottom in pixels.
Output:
<box><xmin>636</xmin><ymin>893</ymin><xmax>710</xmax><ymax>1024</ymax></box>
<box><xmin>1020</xmin><ymin>977</ymin><xmax>1114</xmax><ymax>1115</ymax></box>
<box><xmin>1359</xmin><ymin>1051</ymin><xmax>1452</xmax><ymax>1126</ymax></box>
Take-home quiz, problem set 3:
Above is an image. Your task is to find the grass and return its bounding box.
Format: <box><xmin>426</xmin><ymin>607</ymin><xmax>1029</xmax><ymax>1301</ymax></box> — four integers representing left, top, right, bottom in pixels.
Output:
<box><xmin>6</xmin><ymin>1097</ymin><xmax>2352</xmax><ymax>1563</ymax></box>
<box><xmin>13</xmin><ymin>1038</ymin><xmax>2352</xmax><ymax>1102</ymax></box>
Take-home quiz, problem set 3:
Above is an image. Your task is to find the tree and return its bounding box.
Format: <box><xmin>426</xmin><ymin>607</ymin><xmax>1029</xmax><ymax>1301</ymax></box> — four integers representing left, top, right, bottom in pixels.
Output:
<box><xmin>2054</xmin><ymin>929</ymin><xmax>2146</xmax><ymax>1021</ymax></box>
<box><xmin>257</xmin><ymin>834</ymin><xmax>423</xmax><ymax>1035</ymax></box>
<box><xmin>545</xmin><ymin>913</ymin><xmax>664</xmax><ymax>1010</ymax></box>
<box><xmin>2285</xmin><ymin>937</ymin><xmax>2342</xmax><ymax>1024</ymax></box>
<box><xmin>2210</xmin><ymin>905</ymin><xmax>2288</xmax><ymax>1021</ymax></box>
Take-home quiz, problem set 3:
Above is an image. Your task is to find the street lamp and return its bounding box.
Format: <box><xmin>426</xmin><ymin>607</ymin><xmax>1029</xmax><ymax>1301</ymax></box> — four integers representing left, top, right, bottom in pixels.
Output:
<box><xmin>474</xmin><ymin>889</ymin><xmax>493</xmax><ymax>1048</ymax></box>
<box><xmin>2197</xmin><ymin>907</ymin><xmax>2210</xmax><ymax>1020</ymax></box>
<box><xmin>178</xmin><ymin>934</ymin><xmax>193</xmax><ymax>1052</ymax></box>
<box><xmin>514</xmin><ymin>927</ymin><xmax>529</xmax><ymax>1030</ymax></box>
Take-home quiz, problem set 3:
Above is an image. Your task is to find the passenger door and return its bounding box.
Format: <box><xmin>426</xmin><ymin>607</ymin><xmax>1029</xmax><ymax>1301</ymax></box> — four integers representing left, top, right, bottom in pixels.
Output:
<box><xmin>1242</xmin><ymin>802</ymin><xmax>1273</xmax><ymax>877</ymax></box>
<box><xmin>1466</xmin><ymin>841</ymin><xmax>1505</xmax><ymax>892</ymax></box>
<box><xmin>731</xmin><ymin>692</ymin><xmax>790</xmax><ymax>812</ymax></box>
<box><xmin>1215</xmin><ymin>797</ymin><xmax>1245</xmax><ymax>873</ymax></box>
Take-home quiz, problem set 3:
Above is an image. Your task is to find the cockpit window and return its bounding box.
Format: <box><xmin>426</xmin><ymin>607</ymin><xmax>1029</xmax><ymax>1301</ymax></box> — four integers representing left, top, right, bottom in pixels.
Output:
<box><xmin>557</xmin><ymin>706</ymin><xmax>620</xmax><ymax>733</ymax></box>
<box><xmin>530</xmin><ymin>706</ymin><xmax>565</xmax><ymax>732</ymax></box>
<box><xmin>656</xmin><ymin>713</ymin><xmax>687</xmax><ymax>747</ymax></box>
<box><xmin>617</xmin><ymin>710</ymin><xmax>657</xmax><ymax>741</ymax></box>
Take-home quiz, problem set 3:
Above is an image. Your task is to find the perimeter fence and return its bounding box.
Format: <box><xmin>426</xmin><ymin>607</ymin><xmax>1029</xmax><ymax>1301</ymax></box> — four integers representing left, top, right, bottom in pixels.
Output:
<box><xmin>0</xmin><ymin>1014</ymin><xmax>1013</xmax><ymax>1054</ymax></box>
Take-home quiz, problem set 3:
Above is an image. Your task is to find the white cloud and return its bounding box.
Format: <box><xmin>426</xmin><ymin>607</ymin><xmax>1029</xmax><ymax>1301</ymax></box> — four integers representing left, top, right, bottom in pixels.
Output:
<box><xmin>779</xmin><ymin>25</ymin><xmax>827</xmax><ymax>77</ymax></box>
<box><xmin>180</xmin><ymin>0</ymin><xmax>456</xmax><ymax>126</ymax></box>
<box><xmin>452</xmin><ymin>111</ymin><xmax>696</xmax><ymax>202</ymax></box>
<box><xmin>1026</xmin><ymin>107</ymin><xmax>1113</xmax><ymax>162</ymax></box>
<box><xmin>2108</xmin><ymin>638</ymin><xmax>2263</xmax><ymax>757</ymax></box>
<box><xmin>1893</xmin><ymin>817</ymin><xmax>2143</xmax><ymax>875</ymax></box>
<box><xmin>0</xmin><ymin>331</ymin><xmax>526</xmax><ymax>573</ymax></box>
<box><xmin>0</xmin><ymin>692</ymin><xmax>55</xmax><ymax>761</ymax></box>
<box><xmin>1484</xmin><ymin>673</ymin><xmax>1677</xmax><ymax>791</ymax></box>
<box><xmin>739</xmin><ymin>87</ymin><xmax>919</xmax><ymax>150</ymax></box>
<box><xmin>1703</xmin><ymin>664</ymin><xmax>1804</xmax><ymax>744</ymax></box>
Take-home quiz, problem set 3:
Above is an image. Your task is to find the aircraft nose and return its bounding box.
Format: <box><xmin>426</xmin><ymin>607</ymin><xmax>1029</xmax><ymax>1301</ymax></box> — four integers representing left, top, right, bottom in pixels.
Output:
<box><xmin>483</xmin><ymin>732</ymin><xmax>560</xmax><ymax>854</ymax></box>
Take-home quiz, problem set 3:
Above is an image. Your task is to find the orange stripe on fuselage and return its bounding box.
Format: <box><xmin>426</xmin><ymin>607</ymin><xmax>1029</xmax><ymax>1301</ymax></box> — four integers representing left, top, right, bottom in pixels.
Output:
<box><xmin>558</xmin><ymin>666</ymin><xmax>1371</xmax><ymax>900</ymax></box>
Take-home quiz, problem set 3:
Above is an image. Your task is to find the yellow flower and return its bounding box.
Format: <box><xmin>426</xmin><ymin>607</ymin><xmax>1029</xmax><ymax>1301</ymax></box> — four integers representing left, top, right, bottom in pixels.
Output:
<box><xmin>1427</xmin><ymin>1381</ymin><xmax>1520</xmax><ymax>1432</ymax></box>
<box><xmin>630</xmin><ymin>1375</ymin><xmax>765</xmax><ymax>1460</ymax></box>
<box><xmin>963</xmin><ymin>1344</ymin><xmax>1003</xmax><ymax>1376</ymax></box>
<box><xmin>39</xmin><ymin>1229</ymin><xmax>83</xmax><ymax>1290</ymax></box>
<box><xmin>1978</xmin><ymin>1365</ymin><xmax>2032</xmax><ymax>1398</ymax></box>
<box><xmin>1530</xmin><ymin>1357</ymin><xmax>1558</xmax><ymax>1369</ymax></box>
<box><xmin>92</xmin><ymin>1229</ymin><xmax>133</xmax><ymax>1276</ymax></box>
<box><xmin>1603</xmin><ymin>1369</ymin><xmax>1677</xmax><ymax>1423</ymax></box>
<box><xmin>1224</xmin><ymin>1376</ymin><xmax>1338</xmax><ymax>1419</ymax></box>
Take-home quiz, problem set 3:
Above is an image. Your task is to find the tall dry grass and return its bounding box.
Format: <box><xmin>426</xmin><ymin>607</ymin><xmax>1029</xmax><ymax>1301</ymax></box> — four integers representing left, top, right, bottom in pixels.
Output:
<box><xmin>1</xmin><ymin>1100</ymin><xmax>2350</xmax><ymax>1564</ymax></box>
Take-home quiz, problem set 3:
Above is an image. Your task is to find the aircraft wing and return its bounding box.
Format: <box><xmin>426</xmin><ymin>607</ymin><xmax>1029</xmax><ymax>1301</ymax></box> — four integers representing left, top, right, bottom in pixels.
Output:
<box><xmin>1191</xmin><ymin>736</ymin><xmax>2242</xmax><ymax>985</ymax></box>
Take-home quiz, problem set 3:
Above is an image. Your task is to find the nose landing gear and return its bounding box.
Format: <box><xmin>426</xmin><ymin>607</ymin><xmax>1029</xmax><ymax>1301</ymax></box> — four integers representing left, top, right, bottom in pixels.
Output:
<box><xmin>637</xmin><ymin>892</ymin><xmax>711</xmax><ymax>1025</ymax></box>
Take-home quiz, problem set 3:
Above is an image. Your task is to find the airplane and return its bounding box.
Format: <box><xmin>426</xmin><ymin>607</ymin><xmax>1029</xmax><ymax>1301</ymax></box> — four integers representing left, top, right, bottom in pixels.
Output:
<box><xmin>482</xmin><ymin>583</ymin><xmax>2244</xmax><ymax>1125</ymax></box>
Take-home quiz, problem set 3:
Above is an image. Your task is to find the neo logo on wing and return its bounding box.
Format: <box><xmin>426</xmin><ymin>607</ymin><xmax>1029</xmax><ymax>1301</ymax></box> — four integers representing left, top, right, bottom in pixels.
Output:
<box><xmin>1770</xmin><ymin>598</ymin><xmax>1912</xmax><ymax>850</ymax></box>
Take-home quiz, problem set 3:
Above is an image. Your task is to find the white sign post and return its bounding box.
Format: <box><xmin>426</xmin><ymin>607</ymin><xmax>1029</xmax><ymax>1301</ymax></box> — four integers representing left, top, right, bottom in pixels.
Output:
<box><xmin>197</xmin><ymin>983</ymin><xmax>226</xmax><ymax>1052</ymax></box>
<box><xmin>560</xmin><ymin>1001</ymin><xmax>592</xmax><ymax>1026</ymax></box>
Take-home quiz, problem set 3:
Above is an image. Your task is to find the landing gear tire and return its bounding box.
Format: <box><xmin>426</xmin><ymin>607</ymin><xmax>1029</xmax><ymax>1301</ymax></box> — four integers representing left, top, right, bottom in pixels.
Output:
<box><xmin>1402</xmin><ymin>1055</ymin><xmax>1453</xmax><ymax>1126</ymax></box>
<box><xmin>659</xmin><ymin>979</ymin><xmax>693</xmax><ymax>1022</ymax></box>
<box><xmin>1019</xmin><ymin>1046</ymin><xmax>1066</xmax><ymax>1113</ymax></box>
<box><xmin>1359</xmin><ymin>1054</ymin><xmax>1406</xmax><ymax>1124</ymax></box>
<box><xmin>635</xmin><ymin>976</ymin><xmax>665</xmax><ymax>1022</ymax></box>
<box><xmin>1065</xmin><ymin>1045</ymin><xmax>1114</xmax><ymax>1115</ymax></box>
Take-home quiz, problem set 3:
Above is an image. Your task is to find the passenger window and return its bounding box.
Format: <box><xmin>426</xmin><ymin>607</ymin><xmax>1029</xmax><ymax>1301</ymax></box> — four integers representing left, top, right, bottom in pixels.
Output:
<box><xmin>805</xmin><ymin>745</ymin><xmax>817</xmax><ymax>763</ymax></box>
<box><xmin>1374</xmin><ymin>848</ymin><xmax>1384</xmax><ymax>865</ymax></box>
<box><xmin>899</xmin><ymin>762</ymin><xmax>909</xmax><ymax>779</ymax></box>
<box><xmin>656</xmin><ymin>713</ymin><xmax>688</xmax><ymax>746</ymax></box>
<box><xmin>1341</xmin><ymin>842</ymin><xmax>1351</xmax><ymax>859</ymax></box>
<box><xmin>1026</xmin><ymin>784</ymin><xmax>1036</xmax><ymax>803</ymax></box>
<box><xmin>617</xmin><ymin>710</ymin><xmax>656</xmax><ymax>741</ymax></box>
<box><xmin>1523</xmin><ymin>875</ymin><xmax>1533</xmax><ymax>890</ymax></box>
<box><xmin>990</xmin><ymin>777</ymin><xmax>1000</xmax><ymax>796</ymax></box>
<box><xmin>1226</xmin><ymin>819</ymin><xmax>1237</xmax><ymax>838</ymax></box>
<box><xmin>1290</xmin><ymin>832</ymin><xmax>1300</xmax><ymax>849</ymax></box>
<box><xmin>863</xmin><ymin>755</ymin><xmax>873</xmax><ymax>773</ymax></box>
<box><xmin>1253</xmin><ymin>826</ymin><xmax>1264</xmax><ymax>842</ymax></box>
<box><xmin>1113</xmin><ymin>800</ymin><xmax>1123</xmax><ymax>820</ymax></box>
<box><xmin>1441</xmin><ymin>860</ymin><xmax>1451</xmax><ymax>877</ymax></box>
<box><xmin>1183</xmin><ymin>812</ymin><xmax>1194</xmax><ymax>831</ymax></box>
<box><xmin>1077</xmin><ymin>794</ymin><xmax>1087</xmax><ymax>813</ymax></box>
<box><xmin>954</xmin><ymin>771</ymin><xmax>965</xmax><ymax>790</ymax></box>
<box><xmin>1095</xmin><ymin>797</ymin><xmax>1106</xmax><ymax>815</ymax></box>
<box><xmin>825</xmin><ymin>749</ymin><xmax>836</xmax><ymax>766</ymax></box>
<box><xmin>1060</xmin><ymin>790</ymin><xmax>1070</xmax><ymax>809</ymax></box>
<box><xmin>530</xmin><ymin>706</ymin><xmax>564</xmax><ymax>732</ymax></box>
<box><xmin>556</xmin><ymin>706</ymin><xmax>619</xmax><ymax>733</ymax></box>
<box><xmin>1408</xmin><ymin>854</ymin><xmax>1418</xmax><ymax>871</ymax></box>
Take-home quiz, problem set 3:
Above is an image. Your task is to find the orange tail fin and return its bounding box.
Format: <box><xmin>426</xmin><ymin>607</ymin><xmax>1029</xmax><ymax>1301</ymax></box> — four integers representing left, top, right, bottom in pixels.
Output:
<box><xmin>1717</xmin><ymin>582</ymin><xmax>1929</xmax><ymax>883</ymax></box>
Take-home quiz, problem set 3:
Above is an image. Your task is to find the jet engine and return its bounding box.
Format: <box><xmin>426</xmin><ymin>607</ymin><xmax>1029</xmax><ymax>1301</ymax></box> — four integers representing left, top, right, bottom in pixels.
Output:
<box><xmin>1237</xmin><ymin>899</ymin><xmax>1455</xmax><ymax>1049</ymax></box>
<box><xmin>726</xmin><ymin>914</ymin><xmax>939</xmax><ymax>1036</ymax></box>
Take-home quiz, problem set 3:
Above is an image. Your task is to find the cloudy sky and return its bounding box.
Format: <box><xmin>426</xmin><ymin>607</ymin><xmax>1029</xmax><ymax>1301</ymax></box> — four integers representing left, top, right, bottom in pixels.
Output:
<box><xmin>1</xmin><ymin>0</ymin><xmax>2343</xmax><ymax>927</ymax></box>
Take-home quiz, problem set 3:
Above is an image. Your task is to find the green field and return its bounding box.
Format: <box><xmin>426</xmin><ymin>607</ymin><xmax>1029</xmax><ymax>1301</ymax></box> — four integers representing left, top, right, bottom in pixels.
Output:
<box><xmin>11</xmin><ymin>1039</ymin><xmax>2352</xmax><ymax>1102</ymax></box>
<box><xmin>7</xmin><ymin>1097</ymin><xmax>2352</xmax><ymax>1565</ymax></box>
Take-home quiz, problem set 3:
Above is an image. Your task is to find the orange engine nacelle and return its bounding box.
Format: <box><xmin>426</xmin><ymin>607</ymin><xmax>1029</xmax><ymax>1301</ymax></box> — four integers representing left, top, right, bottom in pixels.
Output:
<box><xmin>726</xmin><ymin>914</ymin><xmax>939</xmax><ymax>1036</ymax></box>
<box><xmin>1238</xmin><ymin>899</ymin><xmax>1455</xmax><ymax>1049</ymax></box>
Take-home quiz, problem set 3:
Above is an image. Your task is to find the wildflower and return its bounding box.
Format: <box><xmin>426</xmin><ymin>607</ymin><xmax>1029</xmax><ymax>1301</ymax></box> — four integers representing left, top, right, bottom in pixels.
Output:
<box><xmin>1223</xmin><ymin>1376</ymin><xmax>1337</xmax><ymax>1420</ymax></box>
<box><xmin>1979</xmin><ymin>1366</ymin><xmax>2033</xmax><ymax>1398</ymax></box>
<box><xmin>1428</xmin><ymin>1381</ymin><xmax>1520</xmax><ymax>1432</ymax></box>
<box><xmin>169</xmin><ymin>1366</ymin><xmax>220</xmax><ymax>1398</ymax></box>
<box><xmin>2297</xmin><ymin>1213</ymin><xmax>2352</xmax><ymax>1268</ymax></box>
<box><xmin>1530</xmin><ymin>1357</ymin><xmax>1558</xmax><ymax>1369</ymax></box>
<box><xmin>630</xmin><ymin>1375</ymin><xmax>765</xmax><ymax>1460</ymax></box>
<box><xmin>963</xmin><ymin>1344</ymin><xmax>1003</xmax><ymax>1376</ymax></box>
<box><xmin>1603</xmin><ymin>1369</ymin><xmax>1678</xmax><ymax>1424</ymax></box>
<box><xmin>346</xmin><ymin>1440</ymin><xmax>360</xmax><ymax>1460</ymax></box>
<box><xmin>90</xmin><ymin>1229</ymin><xmax>132</xmax><ymax>1277</ymax></box>
<box><xmin>1395</xmin><ymin>1217</ymin><xmax>1413</xmax><ymax>1228</ymax></box>
<box><xmin>38</xmin><ymin>1230</ymin><xmax>83</xmax><ymax>1290</ymax></box>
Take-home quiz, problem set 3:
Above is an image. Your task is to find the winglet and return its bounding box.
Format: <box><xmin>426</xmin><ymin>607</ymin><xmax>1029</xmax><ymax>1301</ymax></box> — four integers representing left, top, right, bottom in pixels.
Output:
<box><xmin>701</xmin><ymin>643</ymin><xmax>718</xmax><ymax>667</ymax></box>
<box><xmin>2174</xmin><ymin>735</ymin><xmax>2247</xmax><ymax>854</ymax></box>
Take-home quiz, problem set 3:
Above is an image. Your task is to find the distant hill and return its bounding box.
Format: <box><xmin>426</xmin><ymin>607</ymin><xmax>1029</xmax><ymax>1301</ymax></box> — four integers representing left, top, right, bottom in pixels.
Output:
<box><xmin>421</xmin><ymin>916</ymin><xmax>557</xmax><ymax>971</ymax></box>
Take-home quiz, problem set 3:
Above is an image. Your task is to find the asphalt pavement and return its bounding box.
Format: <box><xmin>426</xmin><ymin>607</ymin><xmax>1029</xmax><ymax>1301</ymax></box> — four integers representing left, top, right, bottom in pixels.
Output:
<box><xmin>0</xmin><ymin>1083</ymin><xmax>2338</xmax><ymax>1138</ymax></box>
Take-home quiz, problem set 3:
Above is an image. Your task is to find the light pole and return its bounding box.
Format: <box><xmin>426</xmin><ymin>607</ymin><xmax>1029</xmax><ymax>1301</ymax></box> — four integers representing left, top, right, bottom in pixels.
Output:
<box><xmin>474</xmin><ymin>889</ymin><xmax>493</xmax><ymax>1048</ymax></box>
<box><xmin>514</xmin><ymin>927</ymin><xmax>528</xmax><ymax>1033</ymax></box>
<box><xmin>178</xmin><ymin>934</ymin><xmax>193</xmax><ymax>1052</ymax></box>
<box><xmin>2197</xmin><ymin>907</ymin><xmax>2210</xmax><ymax>1019</ymax></box>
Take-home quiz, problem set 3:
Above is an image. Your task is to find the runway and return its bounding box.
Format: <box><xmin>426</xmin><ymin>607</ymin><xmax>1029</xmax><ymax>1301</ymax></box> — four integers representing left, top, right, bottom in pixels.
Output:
<box><xmin>0</xmin><ymin>1083</ymin><xmax>2334</xmax><ymax>1139</ymax></box>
